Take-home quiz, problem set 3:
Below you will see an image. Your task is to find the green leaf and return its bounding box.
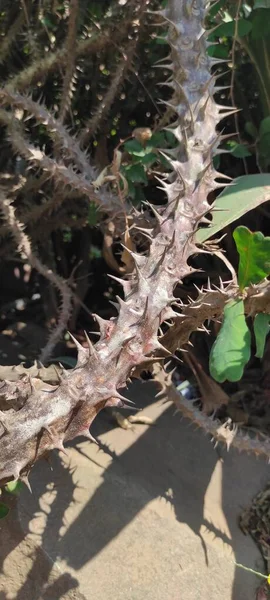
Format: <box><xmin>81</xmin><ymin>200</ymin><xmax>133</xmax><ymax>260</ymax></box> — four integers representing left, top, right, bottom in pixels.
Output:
<box><xmin>133</xmin><ymin>186</ymin><xmax>146</xmax><ymax>206</ymax></box>
<box><xmin>207</xmin><ymin>0</ymin><xmax>226</xmax><ymax>17</ymax></box>
<box><xmin>125</xmin><ymin>164</ymin><xmax>148</xmax><ymax>184</ymax></box>
<box><xmin>207</xmin><ymin>44</ymin><xmax>230</xmax><ymax>58</ymax></box>
<box><xmin>0</xmin><ymin>502</ymin><xmax>9</xmax><ymax>519</ymax></box>
<box><xmin>5</xmin><ymin>480</ymin><xmax>23</xmax><ymax>495</ymax></box>
<box><xmin>213</xmin><ymin>154</ymin><xmax>221</xmax><ymax>170</ymax></box>
<box><xmin>195</xmin><ymin>174</ymin><xmax>270</xmax><ymax>244</ymax></box>
<box><xmin>148</xmin><ymin>132</ymin><xmax>166</xmax><ymax>147</ymax></box>
<box><xmin>126</xmin><ymin>178</ymin><xmax>136</xmax><ymax>199</ymax></box>
<box><xmin>208</xmin><ymin>19</ymin><xmax>252</xmax><ymax>40</ymax></box>
<box><xmin>226</xmin><ymin>141</ymin><xmax>251</xmax><ymax>158</ymax></box>
<box><xmin>245</xmin><ymin>121</ymin><xmax>258</xmax><ymax>139</ymax></box>
<box><xmin>233</xmin><ymin>226</ymin><xmax>270</xmax><ymax>290</ymax></box>
<box><xmin>88</xmin><ymin>202</ymin><xmax>98</xmax><ymax>226</ymax></box>
<box><xmin>258</xmin><ymin>117</ymin><xmax>270</xmax><ymax>166</ymax></box>
<box><xmin>209</xmin><ymin>300</ymin><xmax>251</xmax><ymax>383</ymax></box>
<box><xmin>251</xmin><ymin>10</ymin><xmax>270</xmax><ymax>39</ymax></box>
<box><xmin>259</xmin><ymin>116</ymin><xmax>270</xmax><ymax>137</ymax></box>
<box><xmin>254</xmin><ymin>313</ymin><xmax>270</xmax><ymax>358</ymax></box>
<box><xmin>52</xmin><ymin>356</ymin><xmax>77</xmax><ymax>368</ymax></box>
<box><xmin>124</xmin><ymin>139</ymin><xmax>145</xmax><ymax>155</ymax></box>
<box><xmin>140</xmin><ymin>152</ymin><xmax>157</xmax><ymax>166</ymax></box>
<box><xmin>254</xmin><ymin>0</ymin><xmax>270</xmax><ymax>8</ymax></box>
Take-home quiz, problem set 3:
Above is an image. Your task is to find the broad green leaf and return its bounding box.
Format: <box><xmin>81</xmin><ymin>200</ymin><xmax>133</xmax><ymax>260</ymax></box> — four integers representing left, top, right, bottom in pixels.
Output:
<box><xmin>210</xmin><ymin>300</ymin><xmax>251</xmax><ymax>383</ymax></box>
<box><xmin>5</xmin><ymin>480</ymin><xmax>23</xmax><ymax>495</ymax></box>
<box><xmin>196</xmin><ymin>174</ymin><xmax>270</xmax><ymax>244</ymax></box>
<box><xmin>141</xmin><ymin>152</ymin><xmax>157</xmax><ymax>166</ymax></box>
<box><xmin>233</xmin><ymin>226</ymin><xmax>270</xmax><ymax>289</ymax></box>
<box><xmin>245</xmin><ymin>121</ymin><xmax>258</xmax><ymax>139</ymax></box>
<box><xmin>207</xmin><ymin>0</ymin><xmax>226</xmax><ymax>17</ymax></box>
<box><xmin>133</xmin><ymin>186</ymin><xmax>146</xmax><ymax>206</ymax></box>
<box><xmin>259</xmin><ymin>117</ymin><xmax>270</xmax><ymax>167</ymax></box>
<box><xmin>126</xmin><ymin>178</ymin><xmax>136</xmax><ymax>199</ymax></box>
<box><xmin>251</xmin><ymin>10</ymin><xmax>270</xmax><ymax>39</ymax></box>
<box><xmin>0</xmin><ymin>502</ymin><xmax>9</xmax><ymax>519</ymax></box>
<box><xmin>124</xmin><ymin>164</ymin><xmax>148</xmax><ymax>184</ymax></box>
<box><xmin>254</xmin><ymin>0</ymin><xmax>270</xmax><ymax>8</ymax></box>
<box><xmin>259</xmin><ymin>116</ymin><xmax>270</xmax><ymax>138</ymax></box>
<box><xmin>53</xmin><ymin>356</ymin><xmax>77</xmax><ymax>368</ymax></box>
<box><xmin>207</xmin><ymin>44</ymin><xmax>230</xmax><ymax>59</ymax></box>
<box><xmin>254</xmin><ymin>313</ymin><xmax>270</xmax><ymax>358</ymax></box>
<box><xmin>148</xmin><ymin>132</ymin><xmax>166</xmax><ymax>147</ymax></box>
<box><xmin>226</xmin><ymin>141</ymin><xmax>251</xmax><ymax>158</ymax></box>
<box><xmin>124</xmin><ymin>139</ymin><xmax>145</xmax><ymax>155</ymax></box>
<box><xmin>208</xmin><ymin>19</ymin><xmax>252</xmax><ymax>39</ymax></box>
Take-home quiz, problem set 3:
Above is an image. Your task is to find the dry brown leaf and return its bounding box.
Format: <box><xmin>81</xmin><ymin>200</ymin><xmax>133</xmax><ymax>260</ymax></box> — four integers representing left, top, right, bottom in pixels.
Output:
<box><xmin>183</xmin><ymin>350</ymin><xmax>229</xmax><ymax>414</ymax></box>
<box><xmin>132</xmin><ymin>127</ymin><xmax>152</xmax><ymax>146</ymax></box>
<box><xmin>120</xmin><ymin>223</ymin><xmax>135</xmax><ymax>272</ymax></box>
<box><xmin>128</xmin><ymin>415</ymin><xmax>155</xmax><ymax>425</ymax></box>
<box><xmin>111</xmin><ymin>410</ymin><xmax>132</xmax><ymax>429</ymax></box>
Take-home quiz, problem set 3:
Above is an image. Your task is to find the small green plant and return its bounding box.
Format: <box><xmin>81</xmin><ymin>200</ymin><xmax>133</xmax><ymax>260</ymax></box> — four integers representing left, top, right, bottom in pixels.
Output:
<box><xmin>0</xmin><ymin>480</ymin><xmax>22</xmax><ymax>520</ymax></box>
<box><xmin>210</xmin><ymin>225</ymin><xmax>270</xmax><ymax>383</ymax></box>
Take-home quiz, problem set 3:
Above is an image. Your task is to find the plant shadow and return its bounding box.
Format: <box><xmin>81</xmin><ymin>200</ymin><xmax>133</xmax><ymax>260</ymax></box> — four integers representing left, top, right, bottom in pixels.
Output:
<box><xmin>0</xmin><ymin>381</ymin><xmax>268</xmax><ymax>599</ymax></box>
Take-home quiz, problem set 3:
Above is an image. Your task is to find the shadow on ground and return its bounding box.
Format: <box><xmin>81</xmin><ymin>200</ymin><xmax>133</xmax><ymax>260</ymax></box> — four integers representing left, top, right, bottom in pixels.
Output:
<box><xmin>0</xmin><ymin>381</ymin><xmax>268</xmax><ymax>599</ymax></box>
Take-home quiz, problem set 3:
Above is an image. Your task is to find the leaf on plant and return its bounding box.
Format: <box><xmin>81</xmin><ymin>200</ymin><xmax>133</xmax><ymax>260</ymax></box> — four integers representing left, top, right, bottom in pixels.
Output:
<box><xmin>0</xmin><ymin>502</ymin><xmax>9</xmax><ymax>519</ymax></box>
<box><xmin>196</xmin><ymin>174</ymin><xmax>270</xmax><ymax>244</ymax></box>
<box><xmin>209</xmin><ymin>300</ymin><xmax>251</xmax><ymax>383</ymax></box>
<box><xmin>208</xmin><ymin>0</ymin><xmax>226</xmax><ymax>17</ymax></box>
<box><xmin>207</xmin><ymin>44</ymin><xmax>229</xmax><ymax>58</ymax></box>
<box><xmin>208</xmin><ymin>19</ymin><xmax>252</xmax><ymax>39</ymax></box>
<box><xmin>125</xmin><ymin>164</ymin><xmax>148</xmax><ymax>184</ymax></box>
<box><xmin>148</xmin><ymin>132</ymin><xmax>166</xmax><ymax>147</ymax></box>
<box><xmin>259</xmin><ymin>117</ymin><xmax>270</xmax><ymax>166</ymax></box>
<box><xmin>245</xmin><ymin>121</ymin><xmax>258</xmax><ymax>140</ymax></box>
<box><xmin>141</xmin><ymin>152</ymin><xmax>157</xmax><ymax>166</ymax></box>
<box><xmin>251</xmin><ymin>10</ymin><xmax>270</xmax><ymax>39</ymax></box>
<box><xmin>226</xmin><ymin>141</ymin><xmax>251</xmax><ymax>158</ymax></box>
<box><xmin>254</xmin><ymin>313</ymin><xmax>270</xmax><ymax>358</ymax></box>
<box><xmin>88</xmin><ymin>202</ymin><xmax>98</xmax><ymax>226</ymax></box>
<box><xmin>254</xmin><ymin>0</ymin><xmax>270</xmax><ymax>8</ymax></box>
<box><xmin>53</xmin><ymin>356</ymin><xmax>77</xmax><ymax>368</ymax></box>
<box><xmin>233</xmin><ymin>226</ymin><xmax>270</xmax><ymax>290</ymax></box>
<box><xmin>124</xmin><ymin>139</ymin><xmax>145</xmax><ymax>156</ymax></box>
<box><xmin>5</xmin><ymin>480</ymin><xmax>23</xmax><ymax>495</ymax></box>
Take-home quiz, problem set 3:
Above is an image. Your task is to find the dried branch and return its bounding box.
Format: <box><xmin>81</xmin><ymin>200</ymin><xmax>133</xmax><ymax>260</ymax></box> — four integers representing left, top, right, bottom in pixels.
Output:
<box><xmin>79</xmin><ymin>0</ymin><xmax>149</xmax><ymax>146</ymax></box>
<box><xmin>0</xmin><ymin>8</ymin><xmax>25</xmax><ymax>64</ymax></box>
<box><xmin>0</xmin><ymin>92</ymin><xmax>95</xmax><ymax>179</ymax></box>
<box><xmin>58</xmin><ymin>0</ymin><xmax>79</xmax><ymax>124</ymax></box>
<box><xmin>79</xmin><ymin>44</ymin><xmax>137</xmax><ymax>147</ymax></box>
<box><xmin>152</xmin><ymin>363</ymin><xmax>270</xmax><ymax>458</ymax></box>
<box><xmin>0</xmin><ymin>108</ymin><xmax>126</xmax><ymax>217</ymax></box>
<box><xmin>159</xmin><ymin>280</ymin><xmax>270</xmax><ymax>355</ymax></box>
<box><xmin>5</xmin><ymin>2</ymin><xmax>143</xmax><ymax>93</ymax></box>
<box><xmin>0</xmin><ymin>193</ymin><xmax>73</xmax><ymax>363</ymax></box>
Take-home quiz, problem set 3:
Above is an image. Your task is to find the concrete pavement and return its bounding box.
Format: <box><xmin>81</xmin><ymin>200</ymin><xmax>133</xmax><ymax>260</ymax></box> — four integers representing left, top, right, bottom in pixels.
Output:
<box><xmin>0</xmin><ymin>381</ymin><xmax>269</xmax><ymax>599</ymax></box>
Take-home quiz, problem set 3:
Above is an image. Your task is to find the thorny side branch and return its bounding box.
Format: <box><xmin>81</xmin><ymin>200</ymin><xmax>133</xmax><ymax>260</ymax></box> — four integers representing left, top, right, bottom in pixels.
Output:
<box><xmin>0</xmin><ymin>192</ymin><xmax>73</xmax><ymax>364</ymax></box>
